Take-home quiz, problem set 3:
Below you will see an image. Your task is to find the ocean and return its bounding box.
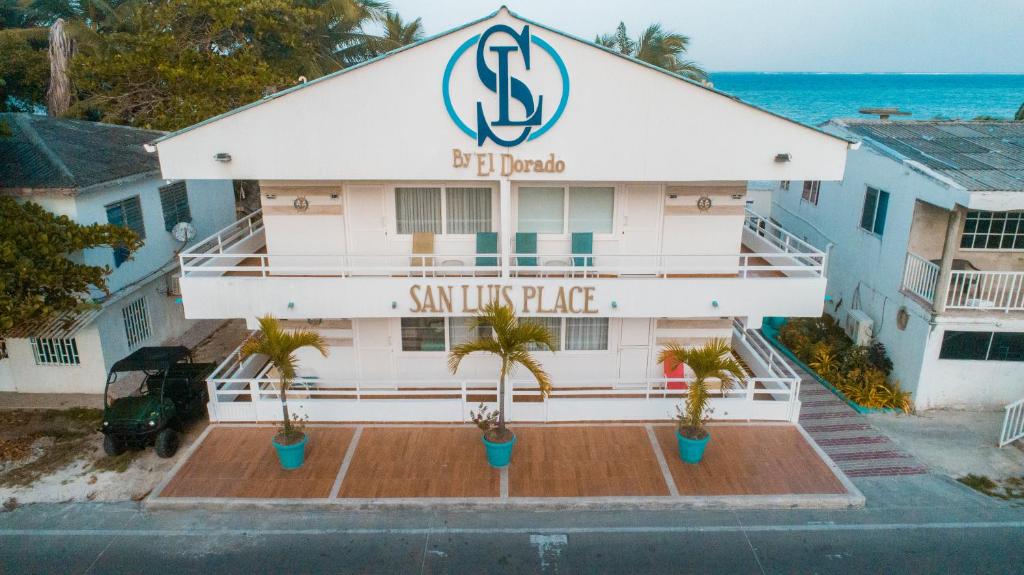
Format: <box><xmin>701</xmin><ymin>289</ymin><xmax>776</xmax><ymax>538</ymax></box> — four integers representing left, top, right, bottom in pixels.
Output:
<box><xmin>708</xmin><ymin>73</ymin><xmax>1024</xmax><ymax>127</ymax></box>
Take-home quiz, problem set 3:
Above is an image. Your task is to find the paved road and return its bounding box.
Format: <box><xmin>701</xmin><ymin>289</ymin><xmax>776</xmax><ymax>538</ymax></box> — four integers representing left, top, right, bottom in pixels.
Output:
<box><xmin>3</xmin><ymin>479</ymin><xmax>1023</xmax><ymax>575</ymax></box>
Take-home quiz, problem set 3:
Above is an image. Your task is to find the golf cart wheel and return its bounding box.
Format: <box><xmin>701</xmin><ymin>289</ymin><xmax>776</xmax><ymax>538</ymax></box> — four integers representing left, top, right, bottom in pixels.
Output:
<box><xmin>155</xmin><ymin>429</ymin><xmax>180</xmax><ymax>458</ymax></box>
<box><xmin>103</xmin><ymin>434</ymin><xmax>127</xmax><ymax>456</ymax></box>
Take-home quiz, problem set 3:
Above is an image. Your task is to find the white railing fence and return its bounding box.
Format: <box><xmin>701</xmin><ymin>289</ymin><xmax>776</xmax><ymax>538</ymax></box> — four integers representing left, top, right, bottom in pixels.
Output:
<box><xmin>204</xmin><ymin>326</ymin><xmax>800</xmax><ymax>424</ymax></box>
<box><xmin>946</xmin><ymin>270</ymin><xmax>1024</xmax><ymax>312</ymax></box>
<box><xmin>902</xmin><ymin>252</ymin><xmax>940</xmax><ymax>303</ymax></box>
<box><xmin>999</xmin><ymin>398</ymin><xmax>1024</xmax><ymax>447</ymax></box>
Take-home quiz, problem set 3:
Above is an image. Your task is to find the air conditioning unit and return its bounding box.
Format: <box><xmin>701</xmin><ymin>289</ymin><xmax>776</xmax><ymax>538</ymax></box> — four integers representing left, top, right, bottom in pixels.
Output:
<box><xmin>844</xmin><ymin>310</ymin><xmax>873</xmax><ymax>346</ymax></box>
<box><xmin>166</xmin><ymin>271</ymin><xmax>182</xmax><ymax>297</ymax></box>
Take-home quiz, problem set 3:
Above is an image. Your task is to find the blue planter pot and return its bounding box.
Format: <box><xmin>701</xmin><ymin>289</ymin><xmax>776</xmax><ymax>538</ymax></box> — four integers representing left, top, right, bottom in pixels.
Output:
<box><xmin>481</xmin><ymin>433</ymin><xmax>516</xmax><ymax>468</ymax></box>
<box><xmin>676</xmin><ymin>430</ymin><xmax>711</xmax><ymax>464</ymax></box>
<box><xmin>272</xmin><ymin>433</ymin><xmax>308</xmax><ymax>470</ymax></box>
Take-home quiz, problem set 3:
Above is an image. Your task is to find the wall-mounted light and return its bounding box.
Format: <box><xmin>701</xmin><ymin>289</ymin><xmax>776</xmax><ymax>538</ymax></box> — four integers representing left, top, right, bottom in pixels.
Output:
<box><xmin>143</xmin><ymin>144</ymin><xmax>157</xmax><ymax>153</ymax></box>
<box><xmin>287</xmin><ymin>301</ymin><xmax>295</xmax><ymax>309</ymax></box>
<box><xmin>731</xmin><ymin>193</ymin><xmax>744</xmax><ymax>200</ymax></box>
<box><xmin>611</xmin><ymin>301</ymin><xmax>618</xmax><ymax>309</ymax></box>
<box><xmin>330</xmin><ymin>193</ymin><xmax>339</xmax><ymax>200</ymax></box>
<box><xmin>774</xmin><ymin>153</ymin><xmax>792</xmax><ymax>163</ymax></box>
<box><xmin>668</xmin><ymin>194</ymin><xmax>678</xmax><ymax>199</ymax></box>
<box><xmin>391</xmin><ymin>301</ymin><xmax>397</xmax><ymax>309</ymax></box>
<box><xmin>265</xmin><ymin>194</ymin><xmax>277</xmax><ymax>200</ymax></box>
<box><xmin>214</xmin><ymin>152</ymin><xmax>232</xmax><ymax>163</ymax></box>
<box><xmin>711</xmin><ymin>300</ymin><xmax>720</xmax><ymax>308</ymax></box>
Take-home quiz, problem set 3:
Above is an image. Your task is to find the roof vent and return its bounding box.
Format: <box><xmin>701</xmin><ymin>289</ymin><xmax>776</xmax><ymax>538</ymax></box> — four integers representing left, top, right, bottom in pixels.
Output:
<box><xmin>858</xmin><ymin>108</ymin><xmax>911</xmax><ymax>121</ymax></box>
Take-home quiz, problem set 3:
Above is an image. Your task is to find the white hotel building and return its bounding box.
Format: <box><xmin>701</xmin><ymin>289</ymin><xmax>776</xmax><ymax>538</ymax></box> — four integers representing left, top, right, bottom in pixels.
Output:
<box><xmin>152</xmin><ymin>8</ymin><xmax>852</xmax><ymax>424</ymax></box>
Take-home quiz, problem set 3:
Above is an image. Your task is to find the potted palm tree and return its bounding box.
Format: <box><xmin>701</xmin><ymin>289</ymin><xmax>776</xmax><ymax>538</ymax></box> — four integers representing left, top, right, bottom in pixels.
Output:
<box><xmin>240</xmin><ymin>315</ymin><xmax>327</xmax><ymax>470</ymax></box>
<box><xmin>448</xmin><ymin>302</ymin><xmax>555</xmax><ymax>467</ymax></box>
<box><xmin>657</xmin><ymin>338</ymin><xmax>744</xmax><ymax>464</ymax></box>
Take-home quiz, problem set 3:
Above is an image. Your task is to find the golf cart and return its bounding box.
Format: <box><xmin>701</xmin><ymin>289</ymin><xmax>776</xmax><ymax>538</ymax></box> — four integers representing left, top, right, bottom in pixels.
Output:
<box><xmin>101</xmin><ymin>346</ymin><xmax>216</xmax><ymax>458</ymax></box>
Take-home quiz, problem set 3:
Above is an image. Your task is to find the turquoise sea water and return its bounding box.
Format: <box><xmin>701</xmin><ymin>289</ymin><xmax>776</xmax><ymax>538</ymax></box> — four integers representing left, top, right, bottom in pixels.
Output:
<box><xmin>708</xmin><ymin>73</ymin><xmax>1024</xmax><ymax>127</ymax></box>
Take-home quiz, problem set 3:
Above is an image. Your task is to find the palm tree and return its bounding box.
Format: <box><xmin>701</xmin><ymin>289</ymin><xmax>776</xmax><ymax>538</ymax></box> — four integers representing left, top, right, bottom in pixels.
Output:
<box><xmin>240</xmin><ymin>315</ymin><xmax>328</xmax><ymax>441</ymax></box>
<box><xmin>596</xmin><ymin>22</ymin><xmax>707</xmax><ymax>82</ymax></box>
<box><xmin>448</xmin><ymin>303</ymin><xmax>555</xmax><ymax>441</ymax></box>
<box><xmin>657</xmin><ymin>338</ymin><xmax>744</xmax><ymax>438</ymax></box>
<box><xmin>1015</xmin><ymin>101</ymin><xmax>1024</xmax><ymax>122</ymax></box>
<box><xmin>366</xmin><ymin>10</ymin><xmax>424</xmax><ymax>55</ymax></box>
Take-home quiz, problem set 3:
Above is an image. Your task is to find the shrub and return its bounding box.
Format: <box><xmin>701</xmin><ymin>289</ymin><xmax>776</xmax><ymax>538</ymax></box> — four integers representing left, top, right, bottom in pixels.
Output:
<box><xmin>778</xmin><ymin>315</ymin><xmax>910</xmax><ymax>412</ymax></box>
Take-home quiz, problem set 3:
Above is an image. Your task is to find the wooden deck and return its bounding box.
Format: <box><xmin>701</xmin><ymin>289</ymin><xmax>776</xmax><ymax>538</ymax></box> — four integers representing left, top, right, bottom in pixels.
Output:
<box><xmin>157</xmin><ymin>423</ymin><xmax>848</xmax><ymax>500</ymax></box>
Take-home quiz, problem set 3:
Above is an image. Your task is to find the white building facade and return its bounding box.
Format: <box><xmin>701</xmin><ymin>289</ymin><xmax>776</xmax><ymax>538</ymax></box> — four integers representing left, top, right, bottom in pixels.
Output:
<box><xmin>772</xmin><ymin>119</ymin><xmax>1024</xmax><ymax>410</ymax></box>
<box><xmin>0</xmin><ymin>115</ymin><xmax>236</xmax><ymax>394</ymax></box>
<box><xmin>154</xmin><ymin>8</ymin><xmax>852</xmax><ymax>423</ymax></box>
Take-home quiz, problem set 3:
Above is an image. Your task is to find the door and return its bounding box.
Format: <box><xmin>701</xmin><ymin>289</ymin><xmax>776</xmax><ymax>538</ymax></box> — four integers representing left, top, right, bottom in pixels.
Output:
<box><xmin>620</xmin><ymin>185</ymin><xmax>663</xmax><ymax>275</ymax></box>
<box><xmin>617</xmin><ymin>318</ymin><xmax>653</xmax><ymax>384</ymax></box>
<box><xmin>345</xmin><ymin>185</ymin><xmax>388</xmax><ymax>273</ymax></box>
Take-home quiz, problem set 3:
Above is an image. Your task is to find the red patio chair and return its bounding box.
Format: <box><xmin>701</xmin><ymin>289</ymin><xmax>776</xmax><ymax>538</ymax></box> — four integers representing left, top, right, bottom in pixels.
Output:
<box><xmin>665</xmin><ymin>358</ymin><xmax>687</xmax><ymax>390</ymax></box>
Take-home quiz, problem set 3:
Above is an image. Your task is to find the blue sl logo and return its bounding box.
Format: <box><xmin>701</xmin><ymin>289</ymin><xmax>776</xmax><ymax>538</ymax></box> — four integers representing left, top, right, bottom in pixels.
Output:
<box><xmin>443</xmin><ymin>24</ymin><xmax>569</xmax><ymax>147</ymax></box>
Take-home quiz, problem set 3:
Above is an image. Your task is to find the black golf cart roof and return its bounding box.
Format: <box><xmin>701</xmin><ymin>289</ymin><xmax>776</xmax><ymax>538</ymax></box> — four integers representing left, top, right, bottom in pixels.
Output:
<box><xmin>110</xmin><ymin>346</ymin><xmax>191</xmax><ymax>372</ymax></box>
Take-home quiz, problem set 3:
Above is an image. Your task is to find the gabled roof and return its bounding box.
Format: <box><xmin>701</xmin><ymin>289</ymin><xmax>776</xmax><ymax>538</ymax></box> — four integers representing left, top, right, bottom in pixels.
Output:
<box><xmin>154</xmin><ymin>6</ymin><xmax>850</xmax><ymax>147</ymax></box>
<box><xmin>0</xmin><ymin>113</ymin><xmax>164</xmax><ymax>192</ymax></box>
<box><xmin>833</xmin><ymin>119</ymin><xmax>1024</xmax><ymax>192</ymax></box>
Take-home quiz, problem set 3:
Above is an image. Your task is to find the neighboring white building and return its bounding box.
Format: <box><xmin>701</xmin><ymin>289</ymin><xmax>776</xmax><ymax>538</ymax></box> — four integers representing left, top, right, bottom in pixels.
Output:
<box><xmin>772</xmin><ymin>119</ymin><xmax>1024</xmax><ymax>410</ymax></box>
<box><xmin>152</xmin><ymin>8</ymin><xmax>853</xmax><ymax>424</ymax></box>
<box><xmin>0</xmin><ymin>113</ymin><xmax>236</xmax><ymax>394</ymax></box>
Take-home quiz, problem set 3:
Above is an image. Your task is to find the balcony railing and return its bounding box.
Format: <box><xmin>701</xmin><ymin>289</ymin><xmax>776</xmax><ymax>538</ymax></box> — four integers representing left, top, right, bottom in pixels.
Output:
<box><xmin>203</xmin><ymin>321</ymin><xmax>801</xmax><ymax>423</ymax></box>
<box><xmin>180</xmin><ymin>208</ymin><xmax>826</xmax><ymax>280</ymax></box>
<box><xmin>902</xmin><ymin>252</ymin><xmax>1024</xmax><ymax>312</ymax></box>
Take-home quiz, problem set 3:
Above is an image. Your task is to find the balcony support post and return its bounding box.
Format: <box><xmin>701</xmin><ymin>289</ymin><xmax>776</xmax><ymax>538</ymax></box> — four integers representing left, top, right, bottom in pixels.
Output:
<box><xmin>932</xmin><ymin>206</ymin><xmax>965</xmax><ymax>314</ymax></box>
<box><xmin>500</xmin><ymin>178</ymin><xmax>512</xmax><ymax>277</ymax></box>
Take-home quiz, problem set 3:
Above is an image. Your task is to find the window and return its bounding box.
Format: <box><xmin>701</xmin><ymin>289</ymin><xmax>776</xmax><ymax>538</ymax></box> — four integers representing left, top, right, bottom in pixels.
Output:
<box><xmin>801</xmin><ymin>181</ymin><xmax>820</xmax><ymax>205</ymax></box>
<box><xmin>939</xmin><ymin>331</ymin><xmax>1024</xmax><ymax>362</ymax></box>
<box><xmin>30</xmin><ymin>338</ymin><xmax>80</xmax><ymax>366</ymax></box>
<box><xmin>569</xmin><ymin>187</ymin><xmax>614</xmax><ymax>233</ymax></box>
<box><xmin>565</xmin><ymin>318</ymin><xmax>609</xmax><ymax>351</ymax></box>
<box><xmin>524</xmin><ymin>317</ymin><xmax>562</xmax><ymax>351</ymax></box>
<box><xmin>518</xmin><ymin>186</ymin><xmax>614</xmax><ymax>234</ymax></box>
<box><xmin>960</xmin><ymin>211</ymin><xmax>1024</xmax><ymax>250</ymax></box>
<box><xmin>106</xmin><ymin>196</ymin><xmax>145</xmax><ymax>266</ymax></box>
<box><xmin>449</xmin><ymin>317</ymin><xmax>492</xmax><ymax>347</ymax></box>
<box><xmin>400</xmin><ymin>317</ymin><xmax>446</xmax><ymax>351</ymax></box>
<box><xmin>446</xmin><ymin>187</ymin><xmax>492</xmax><ymax>234</ymax></box>
<box><xmin>159</xmin><ymin>181</ymin><xmax>191</xmax><ymax>232</ymax></box>
<box><xmin>780</xmin><ymin>180</ymin><xmax>791</xmax><ymax>191</ymax></box>
<box><xmin>395</xmin><ymin>187</ymin><xmax>441</xmax><ymax>234</ymax></box>
<box><xmin>518</xmin><ymin>186</ymin><xmax>564</xmax><ymax>233</ymax></box>
<box><xmin>122</xmin><ymin>296</ymin><xmax>151</xmax><ymax>349</ymax></box>
<box><xmin>859</xmin><ymin>186</ymin><xmax>889</xmax><ymax>236</ymax></box>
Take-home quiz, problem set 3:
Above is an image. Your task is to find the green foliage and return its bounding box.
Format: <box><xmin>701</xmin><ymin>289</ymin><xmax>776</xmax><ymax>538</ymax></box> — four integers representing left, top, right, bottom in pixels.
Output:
<box><xmin>595</xmin><ymin>21</ymin><xmax>707</xmax><ymax>82</ymax></box>
<box><xmin>658</xmin><ymin>338</ymin><xmax>744</xmax><ymax>439</ymax></box>
<box><xmin>240</xmin><ymin>315</ymin><xmax>328</xmax><ymax>440</ymax></box>
<box><xmin>778</xmin><ymin>315</ymin><xmax>911</xmax><ymax>412</ymax></box>
<box><xmin>449</xmin><ymin>302</ymin><xmax>555</xmax><ymax>440</ymax></box>
<box><xmin>1016</xmin><ymin>102</ymin><xmax>1024</xmax><ymax>122</ymax></box>
<box><xmin>0</xmin><ymin>27</ymin><xmax>49</xmax><ymax>112</ymax></box>
<box><xmin>0</xmin><ymin>197</ymin><xmax>141</xmax><ymax>334</ymax></box>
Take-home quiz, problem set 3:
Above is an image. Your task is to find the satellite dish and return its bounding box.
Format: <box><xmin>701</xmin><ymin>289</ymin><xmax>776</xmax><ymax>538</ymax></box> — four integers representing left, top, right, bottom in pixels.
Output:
<box><xmin>172</xmin><ymin>221</ymin><xmax>197</xmax><ymax>243</ymax></box>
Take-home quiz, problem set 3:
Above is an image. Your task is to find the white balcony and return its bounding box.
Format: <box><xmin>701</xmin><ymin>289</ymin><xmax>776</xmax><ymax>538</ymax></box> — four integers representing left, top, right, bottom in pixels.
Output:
<box><xmin>203</xmin><ymin>321</ymin><xmax>801</xmax><ymax>423</ymax></box>
<box><xmin>902</xmin><ymin>252</ymin><xmax>1024</xmax><ymax>313</ymax></box>
<box><xmin>177</xmin><ymin>209</ymin><xmax>829</xmax><ymax>320</ymax></box>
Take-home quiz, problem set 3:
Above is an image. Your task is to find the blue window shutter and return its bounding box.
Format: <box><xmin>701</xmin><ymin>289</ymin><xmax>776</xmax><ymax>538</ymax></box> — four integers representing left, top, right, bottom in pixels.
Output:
<box><xmin>106</xmin><ymin>196</ymin><xmax>145</xmax><ymax>267</ymax></box>
<box><xmin>874</xmin><ymin>190</ymin><xmax>889</xmax><ymax>235</ymax></box>
<box><xmin>160</xmin><ymin>181</ymin><xmax>191</xmax><ymax>231</ymax></box>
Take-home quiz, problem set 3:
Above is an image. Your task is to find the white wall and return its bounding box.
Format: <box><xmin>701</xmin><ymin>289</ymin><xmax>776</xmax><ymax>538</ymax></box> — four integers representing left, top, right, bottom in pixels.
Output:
<box><xmin>916</xmin><ymin>320</ymin><xmax>1024</xmax><ymax>409</ymax></box>
<box><xmin>155</xmin><ymin>10</ymin><xmax>849</xmax><ymax>183</ymax></box>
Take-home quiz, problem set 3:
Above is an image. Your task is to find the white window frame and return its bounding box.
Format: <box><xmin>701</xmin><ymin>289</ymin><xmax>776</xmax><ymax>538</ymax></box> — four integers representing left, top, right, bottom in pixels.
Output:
<box><xmin>395</xmin><ymin>316</ymin><xmax>610</xmax><ymax>355</ymax></box>
<box><xmin>122</xmin><ymin>296</ymin><xmax>152</xmax><ymax>349</ymax></box>
<box><xmin>390</xmin><ymin>184</ymin><xmax>497</xmax><ymax>236</ymax></box>
<box><xmin>30</xmin><ymin>337</ymin><xmax>81</xmax><ymax>366</ymax></box>
<box><xmin>801</xmin><ymin>181</ymin><xmax>820</xmax><ymax>206</ymax></box>
<box><xmin>514</xmin><ymin>183</ymin><xmax>618</xmax><ymax>238</ymax></box>
<box><xmin>960</xmin><ymin>210</ymin><xmax>1024</xmax><ymax>252</ymax></box>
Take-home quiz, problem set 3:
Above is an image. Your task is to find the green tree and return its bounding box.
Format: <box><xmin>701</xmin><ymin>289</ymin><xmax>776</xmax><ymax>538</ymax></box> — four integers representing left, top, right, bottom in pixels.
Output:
<box><xmin>596</xmin><ymin>22</ymin><xmax>707</xmax><ymax>82</ymax></box>
<box><xmin>448</xmin><ymin>303</ymin><xmax>555</xmax><ymax>441</ymax></box>
<box><xmin>365</xmin><ymin>10</ymin><xmax>423</xmax><ymax>54</ymax></box>
<box><xmin>1015</xmin><ymin>102</ymin><xmax>1023</xmax><ymax>121</ymax></box>
<box><xmin>0</xmin><ymin>27</ymin><xmax>49</xmax><ymax>112</ymax></box>
<box><xmin>0</xmin><ymin>197</ymin><xmax>141</xmax><ymax>334</ymax></box>
<box><xmin>657</xmin><ymin>339</ymin><xmax>744</xmax><ymax>438</ymax></box>
<box><xmin>240</xmin><ymin>315</ymin><xmax>327</xmax><ymax>441</ymax></box>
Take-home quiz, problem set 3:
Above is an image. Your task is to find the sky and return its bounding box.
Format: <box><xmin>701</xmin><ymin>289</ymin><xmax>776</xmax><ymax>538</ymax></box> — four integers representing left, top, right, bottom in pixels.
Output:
<box><xmin>383</xmin><ymin>0</ymin><xmax>1024</xmax><ymax>73</ymax></box>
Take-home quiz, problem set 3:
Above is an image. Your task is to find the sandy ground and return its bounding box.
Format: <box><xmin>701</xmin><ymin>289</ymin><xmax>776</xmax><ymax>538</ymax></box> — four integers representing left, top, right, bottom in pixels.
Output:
<box><xmin>0</xmin><ymin>320</ymin><xmax>248</xmax><ymax>506</ymax></box>
<box><xmin>867</xmin><ymin>409</ymin><xmax>1024</xmax><ymax>479</ymax></box>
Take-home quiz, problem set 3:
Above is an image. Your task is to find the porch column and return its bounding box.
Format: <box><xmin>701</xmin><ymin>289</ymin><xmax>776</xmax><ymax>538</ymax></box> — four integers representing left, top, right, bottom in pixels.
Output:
<box><xmin>932</xmin><ymin>206</ymin><xmax>965</xmax><ymax>313</ymax></box>
<box><xmin>500</xmin><ymin>178</ymin><xmax>512</xmax><ymax>277</ymax></box>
